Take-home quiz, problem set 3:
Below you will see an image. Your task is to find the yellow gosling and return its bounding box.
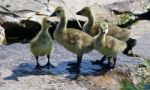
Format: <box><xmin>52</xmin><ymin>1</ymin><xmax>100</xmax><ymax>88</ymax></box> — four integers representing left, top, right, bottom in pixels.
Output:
<box><xmin>30</xmin><ymin>17</ymin><xmax>54</xmax><ymax>70</ymax></box>
<box><xmin>77</xmin><ymin>7</ymin><xmax>137</xmax><ymax>64</ymax></box>
<box><xmin>94</xmin><ymin>23</ymin><xmax>127</xmax><ymax>68</ymax></box>
<box><xmin>76</xmin><ymin>7</ymin><xmax>132</xmax><ymax>41</ymax></box>
<box><xmin>50</xmin><ymin>7</ymin><xmax>94</xmax><ymax>73</ymax></box>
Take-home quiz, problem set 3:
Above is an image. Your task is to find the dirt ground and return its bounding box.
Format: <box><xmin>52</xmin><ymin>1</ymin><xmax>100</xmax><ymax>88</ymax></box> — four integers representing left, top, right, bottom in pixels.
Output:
<box><xmin>0</xmin><ymin>0</ymin><xmax>150</xmax><ymax>90</ymax></box>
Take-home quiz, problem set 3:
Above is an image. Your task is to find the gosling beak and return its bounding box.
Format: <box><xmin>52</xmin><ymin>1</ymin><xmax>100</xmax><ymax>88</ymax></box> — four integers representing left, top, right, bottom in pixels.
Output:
<box><xmin>50</xmin><ymin>12</ymin><xmax>57</xmax><ymax>17</ymax></box>
<box><xmin>76</xmin><ymin>11</ymin><xmax>81</xmax><ymax>15</ymax></box>
<box><xmin>102</xmin><ymin>29</ymin><xmax>105</xmax><ymax>34</ymax></box>
<box><xmin>51</xmin><ymin>22</ymin><xmax>57</xmax><ymax>26</ymax></box>
<box><xmin>53</xmin><ymin>22</ymin><xmax>57</xmax><ymax>25</ymax></box>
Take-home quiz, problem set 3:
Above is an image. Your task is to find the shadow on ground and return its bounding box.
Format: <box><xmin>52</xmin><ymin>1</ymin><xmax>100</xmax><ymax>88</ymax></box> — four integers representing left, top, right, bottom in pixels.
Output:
<box><xmin>4</xmin><ymin>60</ymin><xmax>111</xmax><ymax>81</ymax></box>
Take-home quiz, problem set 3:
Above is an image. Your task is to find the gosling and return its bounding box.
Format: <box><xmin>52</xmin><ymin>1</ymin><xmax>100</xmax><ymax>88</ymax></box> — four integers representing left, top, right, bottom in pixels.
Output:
<box><xmin>94</xmin><ymin>23</ymin><xmax>127</xmax><ymax>68</ymax></box>
<box><xmin>76</xmin><ymin>7</ymin><xmax>132</xmax><ymax>41</ymax></box>
<box><xmin>50</xmin><ymin>7</ymin><xmax>94</xmax><ymax>73</ymax></box>
<box><xmin>77</xmin><ymin>7</ymin><xmax>138</xmax><ymax>64</ymax></box>
<box><xmin>30</xmin><ymin>17</ymin><xmax>54</xmax><ymax>70</ymax></box>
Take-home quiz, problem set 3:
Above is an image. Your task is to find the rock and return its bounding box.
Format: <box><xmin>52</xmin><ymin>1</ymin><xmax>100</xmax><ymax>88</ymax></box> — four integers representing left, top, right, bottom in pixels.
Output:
<box><xmin>0</xmin><ymin>69</ymin><xmax>13</xmax><ymax>78</ymax></box>
<box><xmin>0</xmin><ymin>26</ymin><xmax>5</xmax><ymax>45</ymax></box>
<box><xmin>130</xmin><ymin>60</ymin><xmax>150</xmax><ymax>85</ymax></box>
<box><xmin>0</xmin><ymin>13</ymin><xmax>85</xmax><ymax>43</ymax></box>
<box><xmin>0</xmin><ymin>0</ymin><xmax>150</xmax><ymax>90</ymax></box>
<box><xmin>0</xmin><ymin>15</ymin><xmax>41</xmax><ymax>43</ymax></box>
<box><xmin>0</xmin><ymin>42</ymin><xmax>147</xmax><ymax>90</ymax></box>
<box><xmin>1</xmin><ymin>0</ymin><xmax>150</xmax><ymax>44</ymax></box>
<box><xmin>107</xmin><ymin>0</ymin><xmax>150</xmax><ymax>14</ymax></box>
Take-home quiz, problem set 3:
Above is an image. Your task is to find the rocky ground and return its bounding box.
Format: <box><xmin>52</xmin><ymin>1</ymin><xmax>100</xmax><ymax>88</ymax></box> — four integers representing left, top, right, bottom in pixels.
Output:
<box><xmin>0</xmin><ymin>0</ymin><xmax>150</xmax><ymax>90</ymax></box>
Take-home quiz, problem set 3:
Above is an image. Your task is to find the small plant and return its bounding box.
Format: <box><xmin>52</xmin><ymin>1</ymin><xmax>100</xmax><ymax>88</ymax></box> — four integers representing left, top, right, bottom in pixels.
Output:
<box><xmin>135</xmin><ymin>79</ymin><xmax>145</xmax><ymax>90</ymax></box>
<box><xmin>121</xmin><ymin>60</ymin><xmax>150</xmax><ymax>90</ymax></box>
<box><xmin>117</xmin><ymin>13</ymin><xmax>138</xmax><ymax>28</ymax></box>
<box><xmin>119</xmin><ymin>14</ymin><xmax>131</xmax><ymax>24</ymax></box>
<box><xmin>138</xmin><ymin>60</ymin><xmax>150</xmax><ymax>68</ymax></box>
<box><xmin>120</xmin><ymin>79</ymin><xmax>147</xmax><ymax>90</ymax></box>
<box><xmin>120</xmin><ymin>79</ymin><xmax>136</xmax><ymax>90</ymax></box>
<box><xmin>147</xmin><ymin>60</ymin><xmax>150</xmax><ymax>65</ymax></box>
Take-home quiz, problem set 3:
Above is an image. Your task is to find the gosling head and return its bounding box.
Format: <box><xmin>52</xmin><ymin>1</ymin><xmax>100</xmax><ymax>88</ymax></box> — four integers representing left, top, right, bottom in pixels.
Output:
<box><xmin>50</xmin><ymin>6</ymin><xmax>65</xmax><ymax>17</ymax></box>
<box><xmin>76</xmin><ymin>7</ymin><xmax>92</xmax><ymax>17</ymax></box>
<box><xmin>100</xmin><ymin>23</ymin><xmax>108</xmax><ymax>34</ymax></box>
<box><xmin>42</xmin><ymin>17</ymin><xmax>53</xmax><ymax>28</ymax></box>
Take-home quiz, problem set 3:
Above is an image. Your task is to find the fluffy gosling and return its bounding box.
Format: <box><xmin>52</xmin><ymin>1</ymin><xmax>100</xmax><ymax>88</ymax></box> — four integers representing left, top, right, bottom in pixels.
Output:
<box><xmin>94</xmin><ymin>23</ymin><xmax>127</xmax><ymax>68</ymax></box>
<box><xmin>50</xmin><ymin>7</ymin><xmax>94</xmax><ymax>73</ymax></box>
<box><xmin>77</xmin><ymin>7</ymin><xmax>138</xmax><ymax>64</ymax></box>
<box><xmin>76</xmin><ymin>7</ymin><xmax>132</xmax><ymax>40</ymax></box>
<box><xmin>30</xmin><ymin>17</ymin><xmax>54</xmax><ymax>70</ymax></box>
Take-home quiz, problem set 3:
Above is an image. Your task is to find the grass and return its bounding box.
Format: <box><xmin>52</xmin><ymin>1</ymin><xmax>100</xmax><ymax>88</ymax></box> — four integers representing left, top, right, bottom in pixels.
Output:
<box><xmin>138</xmin><ymin>59</ymin><xmax>150</xmax><ymax>68</ymax></box>
<box><xmin>121</xmin><ymin>60</ymin><xmax>150</xmax><ymax>90</ymax></box>
<box><xmin>119</xmin><ymin>14</ymin><xmax>131</xmax><ymax>25</ymax></box>
<box><xmin>147</xmin><ymin>60</ymin><xmax>150</xmax><ymax>65</ymax></box>
<box><xmin>120</xmin><ymin>79</ymin><xmax>146</xmax><ymax>90</ymax></box>
<box><xmin>120</xmin><ymin>79</ymin><xmax>136</xmax><ymax>90</ymax></box>
<box><xmin>117</xmin><ymin>13</ymin><xmax>138</xmax><ymax>28</ymax></box>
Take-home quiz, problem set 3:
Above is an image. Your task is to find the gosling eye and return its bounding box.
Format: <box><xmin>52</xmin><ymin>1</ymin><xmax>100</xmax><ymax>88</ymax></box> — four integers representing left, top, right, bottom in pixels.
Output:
<box><xmin>46</xmin><ymin>20</ymin><xmax>50</xmax><ymax>23</ymax></box>
<box><xmin>82</xmin><ymin>9</ymin><xmax>85</xmax><ymax>12</ymax></box>
<box><xmin>57</xmin><ymin>10</ymin><xmax>61</xmax><ymax>13</ymax></box>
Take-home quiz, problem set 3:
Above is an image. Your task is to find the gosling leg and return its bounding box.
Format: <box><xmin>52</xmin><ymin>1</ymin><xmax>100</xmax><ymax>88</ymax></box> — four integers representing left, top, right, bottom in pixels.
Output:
<box><xmin>68</xmin><ymin>55</ymin><xmax>82</xmax><ymax>66</ymax></box>
<box><xmin>107</xmin><ymin>57</ymin><xmax>111</xmax><ymax>68</ymax></box>
<box><xmin>106</xmin><ymin>57</ymin><xmax>116</xmax><ymax>69</ymax></box>
<box><xmin>35</xmin><ymin>56</ymin><xmax>42</xmax><ymax>70</ymax></box>
<box><xmin>103</xmin><ymin>57</ymin><xmax>112</xmax><ymax>69</ymax></box>
<box><xmin>67</xmin><ymin>55</ymin><xmax>82</xmax><ymax>73</ymax></box>
<box><xmin>91</xmin><ymin>55</ymin><xmax>106</xmax><ymax>65</ymax></box>
<box><xmin>123</xmin><ymin>38</ymin><xmax>139</xmax><ymax>57</ymax></box>
<box><xmin>68</xmin><ymin>55</ymin><xmax>82</xmax><ymax>67</ymax></box>
<box><xmin>112</xmin><ymin>57</ymin><xmax>117</xmax><ymax>68</ymax></box>
<box><xmin>43</xmin><ymin>55</ymin><xmax>55</xmax><ymax>69</ymax></box>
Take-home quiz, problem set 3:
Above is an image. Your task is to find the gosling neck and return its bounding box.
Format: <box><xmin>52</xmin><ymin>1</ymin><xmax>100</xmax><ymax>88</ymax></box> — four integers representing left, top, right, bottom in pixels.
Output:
<box><xmin>84</xmin><ymin>12</ymin><xmax>95</xmax><ymax>31</ymax></box>
<box><xmin>95</xmin><ymin>30</ymin><xmax>106</xmax><ymax>44</ymax></box>
<box><xmin>56</xmin><ymin>15</ymin><xmax>67</xmax><ymax>32</ymax></box>
<box><xmin>42</xmin><ymin>24</ymin><xmax>49</xmax><ymax>33</ymax></box>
